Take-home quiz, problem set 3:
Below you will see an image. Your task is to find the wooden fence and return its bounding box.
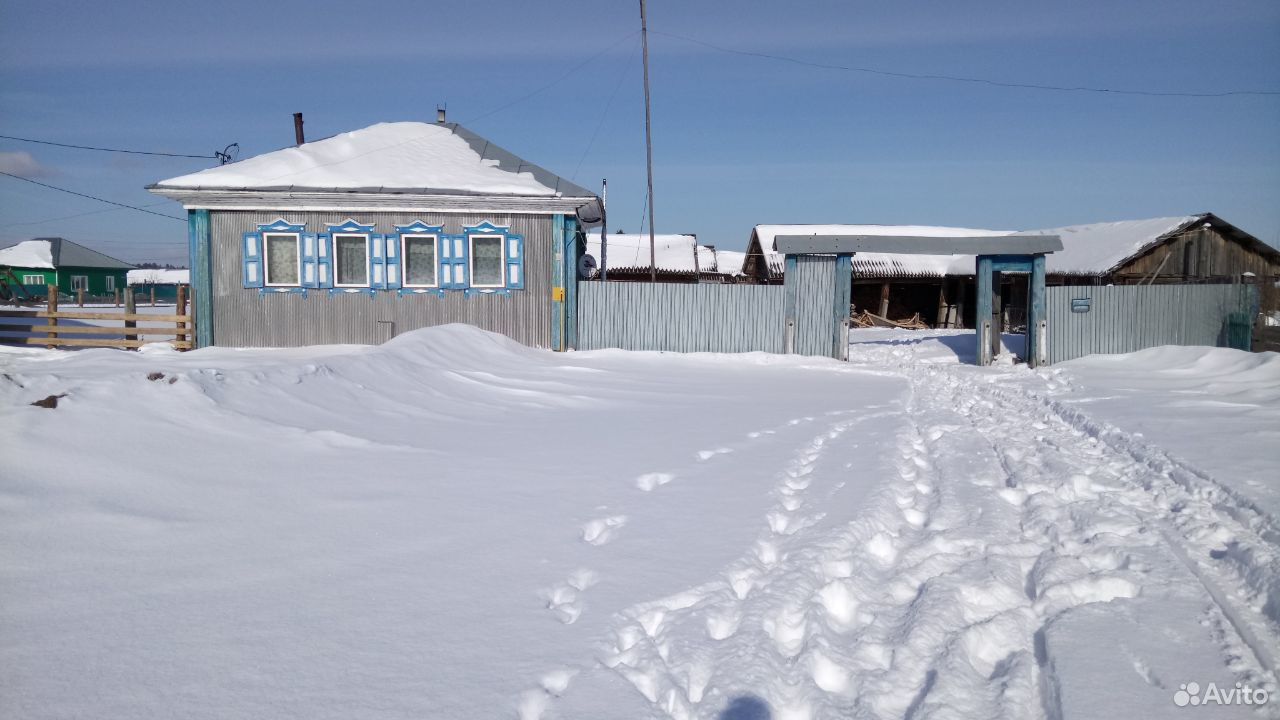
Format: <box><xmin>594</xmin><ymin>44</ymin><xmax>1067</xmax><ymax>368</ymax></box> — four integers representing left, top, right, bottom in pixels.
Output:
<box><xmin>0</xmin><ymin>284</ymin><xmax>193</xmax><ymax>351</ymax></box>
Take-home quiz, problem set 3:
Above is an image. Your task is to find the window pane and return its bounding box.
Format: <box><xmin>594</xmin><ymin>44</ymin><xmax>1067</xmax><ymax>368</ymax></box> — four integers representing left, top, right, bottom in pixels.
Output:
<box><xmin>266</xmin><ymin>234</ymin><xmax>299</xmax><ymax>285</ymax></box>
<box><xmin>336</xmin><ymin>235</ymin><xmax>368</xmax><ymax>285</ymax></box>
<box><xmin>404</xmin><ymin>236</ymin><xmax>436</xmax><ymax>286</ymax></box>
<box><xmin>472</xmin><ymin>236</ymin><xmax>503</xmax><ymax>286</ymax></box>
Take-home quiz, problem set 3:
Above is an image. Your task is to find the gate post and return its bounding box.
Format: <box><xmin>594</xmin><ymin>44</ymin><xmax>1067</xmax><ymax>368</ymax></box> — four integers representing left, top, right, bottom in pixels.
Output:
<box><xmin>1028</xmin><ymin>254</ymin><xmax>1047</xmax><ymax>367</ymax></box>
<box><xmin>975</xmin><ymin>256</ymin><xmax>994</xmax><ymax>365</ymax></box>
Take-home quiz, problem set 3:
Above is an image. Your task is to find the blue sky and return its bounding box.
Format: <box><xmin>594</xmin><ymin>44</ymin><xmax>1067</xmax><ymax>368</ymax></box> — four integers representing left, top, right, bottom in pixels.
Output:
<box><xmin>1</xmin><ymin>0</ymin><xmax>1278</xmax><ymax>265</ymax></box>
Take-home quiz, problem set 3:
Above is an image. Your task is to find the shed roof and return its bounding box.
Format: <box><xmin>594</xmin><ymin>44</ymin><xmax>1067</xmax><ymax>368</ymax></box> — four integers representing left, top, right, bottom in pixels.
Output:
<box><xmin>150</xmin><ymin>122</ymin><xmax>597</xmax><ymax>199</ymax></box>
<box><xmin>585</xmin><ymin>232</ymin><xmax>714</xmax><ymax>275</ymax></box>
<box><xmin>0</xmin><ymin>238</ymin><xmax>133</xmax><ymax>270</ymax></box>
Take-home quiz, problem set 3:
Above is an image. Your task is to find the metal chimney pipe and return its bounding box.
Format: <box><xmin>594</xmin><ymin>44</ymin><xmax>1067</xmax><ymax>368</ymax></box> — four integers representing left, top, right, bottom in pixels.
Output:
<box><xmin>293</xmin><ymin>113</ymin><xmax>305</xmax><ymax>146</ymax></box>
<box><xmin>437</xmin><ymin>105</ymin><xmax>447</xmax><ymax>124</ymax></box>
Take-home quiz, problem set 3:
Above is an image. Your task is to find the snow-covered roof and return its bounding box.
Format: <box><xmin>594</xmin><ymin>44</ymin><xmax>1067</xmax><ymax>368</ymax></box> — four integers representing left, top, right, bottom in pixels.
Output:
<box><xmin>750</xmin><ymin>216</ymin><xmax>1246</xmax><ymax>278</ymax></box>
<box><xmin>752</xmin><ymin>224</ymin><xmax>1016</xmax><ymax>279</ymax></box>
<box><xmin>1027</xmin><ymin>216</ymin><xmax>1202</xmax><ymax>275</ymax></box>
<box><xmin>128</xmin><ymin>269</ymin><xmax>189</xmax><ymax>285</ymax></box>
<box><xmin>0</xmin><ymin>238</ymin><xmax>132</xmax><ymax>270</ymax></box>
<box><xmin>585</xmin><ymin>232</ymin><xmax>708</xmax><ymax>275</ymax></box>
<box><xmin>0</xmin><ymin>240</ymin><xmax>54</xmax><ymax>269</ymax></box>
<box><xmin>714</xmin><ymin>250</ymin><xmax>747</xmax><ymax>276</ymax></box>
<box><xmin>151</xmin><ymin>122</ymin><xmax>596</xmax><ymax>198</ymax></box>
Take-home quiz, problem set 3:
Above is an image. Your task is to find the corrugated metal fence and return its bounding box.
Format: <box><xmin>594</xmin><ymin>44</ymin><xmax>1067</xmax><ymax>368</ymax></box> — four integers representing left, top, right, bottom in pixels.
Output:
<box><xmin>787</xmin><ymin>256</ymin><xmax>838</xmax><ymax>357</ymax></box>
<box><xmin>1046</xmin><ymin>284</ymin><xmax>1256</xmax><ymax>364</ymax></box>
<box><xmin>578</xmin><ymin>281</ymin><xmax>786</xmax><ymax>353</ymax></box>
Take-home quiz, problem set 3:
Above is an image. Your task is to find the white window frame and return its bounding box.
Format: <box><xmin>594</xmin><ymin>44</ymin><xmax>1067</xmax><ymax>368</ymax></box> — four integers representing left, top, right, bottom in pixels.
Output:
<box><xmin>401</xmin><ymin>233</ymin><xmax>439</xmax><ymax>288</ymax></box>
<box><xmin>71</xmin><ymin>275</ymin><xmax>89</xmax><ymax>291</ymax></box>
<box><xmin>333</xmin><ymin>233</ymin><xmax>371</xmax><ymax>288</ymax></box>
<box><xmin>468</xmin><ymin>234</ymin><xmax>506</xmax><ymax>289</ymax></box>
<box><xmin>22</xmin><ymin>274</ymin><xmax>43</xmax><ymax>285</ymax></box>
<box><xmin>104</xmin><ymin>275</ymin><xmax>116</xmax><ymax>292</ymax></box>
<box><xmin>263</xmin><ymin>232</ymin><xmax>302</xmax><ymax>287</ymax></box>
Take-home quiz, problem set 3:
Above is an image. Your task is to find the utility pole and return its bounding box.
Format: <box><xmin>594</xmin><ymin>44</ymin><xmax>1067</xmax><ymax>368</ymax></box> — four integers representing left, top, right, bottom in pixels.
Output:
<box><xmin>639</xmin><ymin>0</ymin><xmax>657</xmax><ymax>283</ymax></box>
<box><xmin>600</xmin><ymin>179</ymin><xmax>609</xmax><ymax>281</ymax></box>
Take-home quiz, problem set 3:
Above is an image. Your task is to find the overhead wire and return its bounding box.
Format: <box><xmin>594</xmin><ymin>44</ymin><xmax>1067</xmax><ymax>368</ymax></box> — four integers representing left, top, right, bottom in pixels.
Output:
<box><xmin>0</xmin><ymin>172</ymin><xmax>185</xmax><ymax>222</ymax></box>
<box><xmin>571</xmin><ymin>34</ymin><xmax>641</xmax><ymax>182</ymax></box>
<box><xmin>0</xmin><ymin>134</ymin><xmax>220</xmax><ymax>159</ymax></box>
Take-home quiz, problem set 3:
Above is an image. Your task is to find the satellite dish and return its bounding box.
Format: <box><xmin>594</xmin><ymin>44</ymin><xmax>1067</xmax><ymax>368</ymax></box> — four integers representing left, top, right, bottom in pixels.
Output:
<box><xmin>578</xmin><ymin>253</ymin><xmax>599</xmax><ymax>278</ymax></box>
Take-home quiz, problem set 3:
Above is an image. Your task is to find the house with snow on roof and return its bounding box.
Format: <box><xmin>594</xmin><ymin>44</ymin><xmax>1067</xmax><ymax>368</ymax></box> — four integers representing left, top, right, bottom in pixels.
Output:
<box><xmin>744</xmin><ymin>214</ymin><xmax>1279</xmax><ymax>328</ymax></box>
<box><xmin>147</xmin><ymin>118</ymin><xmax>601</xmax><ymax>349</ymax></box>
<box><xmin>0</xmin><ymin>237</ymin><xmax>133</xmax><ymax>301</ymax></box>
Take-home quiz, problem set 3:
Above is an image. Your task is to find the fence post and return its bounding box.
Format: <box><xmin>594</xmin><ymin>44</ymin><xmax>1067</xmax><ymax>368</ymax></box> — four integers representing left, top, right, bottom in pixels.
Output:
<box><xmin>77</xmin><ymin>287</ymin><xmax>85</xmax><ymax>307</ymax></box>
<box><xmin>151</xmin><ymin>286</ymin><xmax>156</xmax><ymax>307</ymax></box>
<box><xmin>125</xmin><ymin>290</ymin><xmax>137</xmax><ymax>351</ymax></box>
<box><xmin>176</xmin><ymin>284</ymin><xmax>188</xmax><ymax>350</ymax></box>
<box><xmin>46</xmin><ymin>285</ymin><xmax>58</xmax><ymax>349</ymax></box>
<box><xmin>114</xmin><ymin>288</ymin><xmax>120</xmax><ymax>307</ymax></box>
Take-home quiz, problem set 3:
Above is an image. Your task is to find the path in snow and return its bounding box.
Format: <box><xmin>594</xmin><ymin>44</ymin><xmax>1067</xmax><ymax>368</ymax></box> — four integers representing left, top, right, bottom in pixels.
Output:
<box><xmin>552</xmin><ymin>344</ymin><xmax>1280</xmax><ymax>720</ymax></box>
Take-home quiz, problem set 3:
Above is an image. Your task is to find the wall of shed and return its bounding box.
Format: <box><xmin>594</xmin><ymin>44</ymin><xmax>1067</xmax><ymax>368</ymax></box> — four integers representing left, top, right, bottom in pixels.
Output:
<box><xmin>1113</xmin><ymin>226</ymin><xmax>1280</xmax><ymax>312</ymax></box>
<box><xmin>208</xmin><ymin>210</ymin><xmax>554</xmax><ymax>348</ymax></box>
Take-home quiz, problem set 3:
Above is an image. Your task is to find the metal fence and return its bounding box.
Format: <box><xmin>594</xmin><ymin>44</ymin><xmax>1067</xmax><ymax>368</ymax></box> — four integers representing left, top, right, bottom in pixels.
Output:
<box><xmin>578</xmin><ymin>281</ymin><xmax>786</xmax><ymax>353</ymax></box>
<box><xmin>1045</xmin><ymin>284</ymin><xmax>1257</xmax><ymax>364</ymax></box>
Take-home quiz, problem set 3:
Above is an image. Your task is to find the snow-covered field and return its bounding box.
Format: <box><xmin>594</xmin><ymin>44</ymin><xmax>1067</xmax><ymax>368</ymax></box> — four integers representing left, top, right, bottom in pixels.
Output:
<box><xmin>1</xmin><ymin>326</ymin><xmax>1277</xmax><ymax>719</ymax></box>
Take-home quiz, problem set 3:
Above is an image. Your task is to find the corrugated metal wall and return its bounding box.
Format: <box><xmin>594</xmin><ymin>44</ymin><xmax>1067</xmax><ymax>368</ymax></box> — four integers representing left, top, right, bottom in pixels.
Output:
<box><xmin>1046</xmin><ymin>284</ymin><xmax>1256</xmax><ymax>364</ymax></box>
<box><xmin>577</xmin><ymin>281</ymin><xmax>786</xmax><ymax>353</ymax></box>
<box><xmin>209</xmin><ymin>210</ymin><xmax>555</xmax><ymax>347</ymax></box>
<box><xmin>787</xmin><ymin>256</ymin><xmax>837</xmax><ymax>357</ymax></box>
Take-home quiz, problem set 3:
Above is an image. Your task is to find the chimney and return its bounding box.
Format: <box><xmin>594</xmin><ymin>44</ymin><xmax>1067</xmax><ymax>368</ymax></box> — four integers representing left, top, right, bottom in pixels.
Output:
<box><xmin>436</xmin><ymin>105</ymin><xmax>447</xmax><ymax>124</ymax></box>
<box><xmin>293</xmin><ymin>113</ymin><xmax>305</xmax><ymax>146</ymax></box>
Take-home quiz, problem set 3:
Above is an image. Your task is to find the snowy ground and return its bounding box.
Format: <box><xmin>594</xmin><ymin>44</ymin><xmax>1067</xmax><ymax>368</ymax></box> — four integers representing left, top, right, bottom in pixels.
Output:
<box><xmin>1</xmin><ymin>326</ymin><xmax>1277</xmax><ymax>719</ymax></box>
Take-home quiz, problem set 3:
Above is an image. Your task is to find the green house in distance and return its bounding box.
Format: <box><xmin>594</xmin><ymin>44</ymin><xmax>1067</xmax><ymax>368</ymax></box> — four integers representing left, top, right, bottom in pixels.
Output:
<box><xmin>0</xmin><ymin>237</ymin><xmax>133</xmax><ymax>300</ymax></box>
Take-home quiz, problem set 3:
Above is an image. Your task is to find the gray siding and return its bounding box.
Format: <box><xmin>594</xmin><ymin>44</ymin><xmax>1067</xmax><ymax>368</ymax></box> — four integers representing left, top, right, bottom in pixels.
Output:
<box><xmin>787</xmin><ymin>256</ymin><xmax>838</xmax><ymax>357</ymax></box>
<box><xmin>578</xmin><ymin>281</ymin><xmax>785</xmax><ymax>353</ymax></box>
<box><xmin>1046</xmin><ymin>284</ymin><xmax>1255</xmax><ymax>364</ymax></box>
<box><xmin>208</xmin><ymin>210</ymin><xmax>555</xmax><ymax>347</ymax></box>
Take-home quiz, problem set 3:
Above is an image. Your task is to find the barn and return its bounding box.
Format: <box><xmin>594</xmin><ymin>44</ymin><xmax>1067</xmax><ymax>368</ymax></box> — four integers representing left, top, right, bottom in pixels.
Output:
<box><xmin>147</xmin><ymin>120</ymin><xmax>601</xmax><ymax>349</ymax></box>
<box><xmin>745</xmin><ymin>215</ymin><xmax>1280</xmax><ymax>328</ymax></box>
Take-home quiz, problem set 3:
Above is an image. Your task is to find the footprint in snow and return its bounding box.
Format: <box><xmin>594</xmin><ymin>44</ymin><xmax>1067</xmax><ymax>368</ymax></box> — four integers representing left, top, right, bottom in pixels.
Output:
<box><xmin>541</xmin><ymin>569</ymin><xmax>598</xmax><ymax>624</ymax></box>
<box><xmin>696</xmin><ymin>447</ymin><xmax>733</xmax><ymax>461</ymax></box>
<box><xmin>635</xmin><ymin>472</ymin><xmax>674</xmax><ymax>492</ymax></box>
<box><xmin>581</xmin><ymin>515</ymin><xmax>628</xmax><ymax>546</ymax></box>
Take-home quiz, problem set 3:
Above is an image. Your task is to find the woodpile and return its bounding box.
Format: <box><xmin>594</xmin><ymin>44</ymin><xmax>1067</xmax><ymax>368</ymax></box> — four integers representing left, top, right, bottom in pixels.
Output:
<box><xmin>851</xmin><ymin>310</ymin><xmax>929</xmax><ymax>330</ymax></box>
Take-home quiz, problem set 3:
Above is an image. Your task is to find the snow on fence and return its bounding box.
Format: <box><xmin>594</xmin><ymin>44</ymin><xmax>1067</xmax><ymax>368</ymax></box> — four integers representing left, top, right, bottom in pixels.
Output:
<box><xmin>1045</xmin><ymin>284</ymin><xmax>1256</xmax><ymax>364</ymax></box>
<box><xmin>577</xmin><ymin>281</ymin><xmax>786</xmax><ymax>353</ymax></box>
<box><xmin>0</xmin><ymin>284</ymin><xmax>193</xmax><ymax>350</ymax></box>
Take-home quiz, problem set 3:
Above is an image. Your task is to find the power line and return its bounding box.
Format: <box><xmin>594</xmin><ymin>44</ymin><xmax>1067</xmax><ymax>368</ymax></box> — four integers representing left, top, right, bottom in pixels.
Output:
<box><xmin>0</xmin><ymin>134</ymin><xmax>222</xmax><ymax>159</ymax></box>
<box><xmin>652</xmin><ymin>30</ymin><xmax>1280</xmax><ymax>98</ymax></box>
<box><xmin>572</xmin><ymin>34</ymin><xmax>641</xmax><ymax>182</ymax></box>
<box><xmin>0</xmin><ymin>172</ymin><xmax>185</xmax><ymax>222</ymax></box>
<box><xmin>462</xmin><ymin>31</ymin><xmax>640</xmax><ymax>125</ymax></box>
<box><xmin>5</xmin><ymin>201</ymin><xmax>174</xmax><ymax>227</ymax></box>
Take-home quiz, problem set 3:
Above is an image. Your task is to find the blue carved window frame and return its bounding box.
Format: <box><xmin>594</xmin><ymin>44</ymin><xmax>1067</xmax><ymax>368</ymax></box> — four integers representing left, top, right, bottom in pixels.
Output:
<box><xmin>325</xmin><ymin>219</ymin><xmax>378</xmax><ymax>291</ymax></box>
<box><xmin>462</xmin><ymin>221</ymin><xmax>524</xmax><ymax>295</ymax></box>
<box><xmin>243</xmin><ymin>218</ymin><xmax>309</xmax><ymax>291</ymax></box>
<box><xmin>394</xmin><ymin>221</ymin><xmax>446</xmax><ymax>296</ymax></box>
